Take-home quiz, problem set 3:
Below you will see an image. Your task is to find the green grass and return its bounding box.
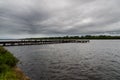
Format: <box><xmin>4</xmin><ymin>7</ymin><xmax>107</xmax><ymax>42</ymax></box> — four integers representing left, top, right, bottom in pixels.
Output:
<box><xmin>0</xmin><ymin>69</ymin><xmax>19</xmax><ymax>80</ymax></box>
<box><xmin>0</xmin><ymin>46</ymin><xmax>19</xmax><ymax>80</ymax></box>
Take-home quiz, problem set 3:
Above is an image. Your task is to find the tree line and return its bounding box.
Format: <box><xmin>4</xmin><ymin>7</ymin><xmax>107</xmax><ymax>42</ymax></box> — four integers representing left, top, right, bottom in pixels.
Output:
<box><xmin>26</xmin><ymin>35</ymin><xmax>120</xmax><ymax>39</ymax></box>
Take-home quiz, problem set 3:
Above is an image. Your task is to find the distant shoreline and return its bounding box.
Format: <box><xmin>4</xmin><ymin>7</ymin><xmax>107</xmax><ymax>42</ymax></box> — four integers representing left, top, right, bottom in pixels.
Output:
<box><xmin>1</xmin><ymin>35</ymin><xmax>120</xmax><ymax>40</ymax></box>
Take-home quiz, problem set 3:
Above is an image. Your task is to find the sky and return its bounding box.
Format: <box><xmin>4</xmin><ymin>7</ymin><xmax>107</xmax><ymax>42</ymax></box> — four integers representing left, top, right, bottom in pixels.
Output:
<box><xmin>0</xmin><ymin>0</ymin><xmax>120</xmax><ymax>38</ymax></box>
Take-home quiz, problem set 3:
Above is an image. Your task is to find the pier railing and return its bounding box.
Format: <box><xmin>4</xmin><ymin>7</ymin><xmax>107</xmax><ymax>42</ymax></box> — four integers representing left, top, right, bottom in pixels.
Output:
<box><xmin>0</xmin><ymin>39</ymin><xmax>89</xmax><ymax>46</ymax></box>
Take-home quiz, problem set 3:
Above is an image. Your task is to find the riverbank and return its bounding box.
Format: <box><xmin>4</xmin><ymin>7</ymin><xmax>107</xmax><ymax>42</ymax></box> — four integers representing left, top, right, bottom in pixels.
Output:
<box><xmin>0</xmin><ymin>46</ymin><xmax>30</xmax><ymax>80</ymax></box>
<box><xmin>13</xmin><ymin>66</ymin><xmax>30</xmax><ymax>80</ymax></box>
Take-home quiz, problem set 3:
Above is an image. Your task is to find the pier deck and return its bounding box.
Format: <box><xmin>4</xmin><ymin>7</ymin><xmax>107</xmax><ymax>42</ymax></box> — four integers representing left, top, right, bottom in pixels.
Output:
<box><xmin>0</xmin><ymin>39</ymin><xmax>89</xmax><ymax>46</ymax></box>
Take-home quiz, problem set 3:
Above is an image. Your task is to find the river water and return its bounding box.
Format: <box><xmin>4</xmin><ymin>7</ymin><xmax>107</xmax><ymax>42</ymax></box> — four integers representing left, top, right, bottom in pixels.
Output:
<box><xmin>5</xmin><ymin>40</ymin><xmax>120</xmax><ymax>80</ymax></box>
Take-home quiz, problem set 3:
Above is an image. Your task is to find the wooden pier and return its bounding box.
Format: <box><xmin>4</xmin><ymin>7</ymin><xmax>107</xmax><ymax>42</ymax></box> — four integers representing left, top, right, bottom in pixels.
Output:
<box><xmin>0</xmin><ymin>39</ymin><xmax>89</xmax><ymax>46</ymax></box>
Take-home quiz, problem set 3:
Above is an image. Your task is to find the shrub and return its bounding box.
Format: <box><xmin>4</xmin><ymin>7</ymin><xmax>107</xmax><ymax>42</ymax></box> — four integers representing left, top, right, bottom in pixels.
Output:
<box><xmin>0</xmin><ymin>46</ymin><xmax>18</xmax><ymax>73</ymax></box>
<box><xmin>0</xmin><ymin>46</ymin><xmax>21</xmax><ymax>80</ymax></box>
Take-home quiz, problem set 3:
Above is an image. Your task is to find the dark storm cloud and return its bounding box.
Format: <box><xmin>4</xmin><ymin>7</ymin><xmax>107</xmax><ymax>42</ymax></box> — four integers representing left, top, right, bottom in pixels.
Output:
<box><xmin>0</xmin><ymin>0</ymin><xmax>120</xmax><ymax>38</ymax></box>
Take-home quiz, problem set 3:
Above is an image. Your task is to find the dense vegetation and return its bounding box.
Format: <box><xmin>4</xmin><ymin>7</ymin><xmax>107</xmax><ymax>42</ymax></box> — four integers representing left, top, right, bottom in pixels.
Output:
<box><xmin>0</xmin><ymin>46</ymin><xmax>19</xmax><ymax>80</ymax></box>
<box><xmin>26</xmin><ymin>35</ymin><xmax>120</xmax><ymax>40</ymax></box>
<box><xmin>80</xmin><ymin>35</ymin><xmax>120</xmax><ymax>39</ymax></box>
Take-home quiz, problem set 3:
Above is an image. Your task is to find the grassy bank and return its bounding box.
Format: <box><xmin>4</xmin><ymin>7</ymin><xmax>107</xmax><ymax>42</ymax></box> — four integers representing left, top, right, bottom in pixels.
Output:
<box><xmin>0</xmin><ymin>46</ymin><xmax>30</xmax><ymax>80</ymax></box>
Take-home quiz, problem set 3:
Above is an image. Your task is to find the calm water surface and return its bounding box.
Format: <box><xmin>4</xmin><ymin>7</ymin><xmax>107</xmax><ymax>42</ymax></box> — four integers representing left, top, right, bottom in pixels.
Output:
<box><xmin>6</xmin><ymin>40</ymin><xmax>120</xmax><ymax>80</ymax></box>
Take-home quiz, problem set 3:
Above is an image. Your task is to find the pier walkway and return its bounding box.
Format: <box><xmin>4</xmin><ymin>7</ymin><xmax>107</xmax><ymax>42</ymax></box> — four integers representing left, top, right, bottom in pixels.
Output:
<box><xmin>0</xmin><ymin>39</ymin><xmax>89</xmax><ymax>46</ymax></box>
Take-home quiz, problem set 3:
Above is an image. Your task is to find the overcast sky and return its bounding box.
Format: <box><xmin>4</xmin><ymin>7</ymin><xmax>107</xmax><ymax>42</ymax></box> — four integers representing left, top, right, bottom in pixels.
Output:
<box><xmin>0</xmin><ymin>0</ymin><xmax>120</xmax><ymax>38</ymax></box>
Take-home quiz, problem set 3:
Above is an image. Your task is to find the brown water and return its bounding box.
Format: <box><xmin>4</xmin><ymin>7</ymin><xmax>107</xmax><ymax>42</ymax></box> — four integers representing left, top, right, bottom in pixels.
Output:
<box><xmin>6</xmin><ymin>40</ymin><xmax>120</xmax><ymax>80</ymax></box>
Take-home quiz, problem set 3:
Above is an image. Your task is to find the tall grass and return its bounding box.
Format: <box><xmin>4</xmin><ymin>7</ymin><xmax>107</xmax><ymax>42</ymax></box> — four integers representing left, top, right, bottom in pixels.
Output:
<box><xmin>0</xmin><ymin>46</ymin><xmax>19</xmax><ymax>80</ymax></box>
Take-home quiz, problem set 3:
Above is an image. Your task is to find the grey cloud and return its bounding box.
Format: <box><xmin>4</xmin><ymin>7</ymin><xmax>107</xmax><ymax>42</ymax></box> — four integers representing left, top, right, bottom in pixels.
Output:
<box><xmin>0</xmin><ymin>0</ymin><xmax>120</xmax><ymax>38</ymax></box>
